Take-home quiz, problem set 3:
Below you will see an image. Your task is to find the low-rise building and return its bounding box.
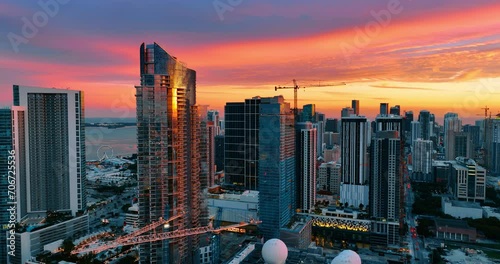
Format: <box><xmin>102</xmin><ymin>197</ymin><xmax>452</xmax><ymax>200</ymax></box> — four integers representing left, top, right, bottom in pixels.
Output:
<box><xmin>318</xmin><ymin>162</ymin><xmax>341</xmax><ymax>195</ymax></box>
<box><xmin>435</xmin><ymin>218</ymin><xmax>477</xmax><ymax>242</ymax></box>
<box><xmin>9</xmin><ymin>214</ymin><xmax>89</xmax><ymax>264</ymax></box>
<box><xmin>207</xmin><ymin>190</ymin><xmax>259</xmax><ymax>223</ymax></box>
<box><xmin>280</xmin><ymin>215</ymin><xmax>313</xmax><ymax>249</ymax></box>
<box><xmin>441</xmin><ymin>197</ymin><xmax>482</xmax><ymax>219</ymax></box>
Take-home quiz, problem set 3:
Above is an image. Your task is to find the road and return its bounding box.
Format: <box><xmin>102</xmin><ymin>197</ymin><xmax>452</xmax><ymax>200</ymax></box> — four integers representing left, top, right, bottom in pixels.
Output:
<box><xmin>88</xmin><ymin>187</ymin><xmax>136</xmax><ymax>233</ymax></box>
<box><xmin>404</xmin><ymin>170</ymin><xmax>429</xmax><ymax>263</ymax></box>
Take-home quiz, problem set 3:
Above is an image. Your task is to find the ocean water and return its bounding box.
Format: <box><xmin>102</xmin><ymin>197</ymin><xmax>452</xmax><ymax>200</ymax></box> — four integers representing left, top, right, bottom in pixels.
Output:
<box><xmin>85</xmin><ymin>126</ymin><xmax>137</xmax><ymax>161</ymax></box>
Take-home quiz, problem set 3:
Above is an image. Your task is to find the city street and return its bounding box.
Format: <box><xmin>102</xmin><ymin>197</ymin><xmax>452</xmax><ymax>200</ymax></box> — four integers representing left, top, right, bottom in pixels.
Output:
<box><xmin>405</xmin><ymin>171</ymin><xmax>429</xmax><ymax>263</ymax></box>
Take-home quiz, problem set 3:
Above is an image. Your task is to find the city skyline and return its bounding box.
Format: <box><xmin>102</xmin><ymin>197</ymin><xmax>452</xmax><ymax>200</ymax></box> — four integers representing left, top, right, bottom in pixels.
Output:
<box><xmin>1</xmin><ymin>1</ymin><xmax>499</xmax><ymax>123</ymax></box>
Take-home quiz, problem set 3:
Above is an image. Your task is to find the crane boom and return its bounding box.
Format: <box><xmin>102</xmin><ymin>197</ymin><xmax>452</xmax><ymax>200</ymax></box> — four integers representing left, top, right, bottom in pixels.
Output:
<box><xmin>73</xmin><ymin>220</ymin><xmax>261</xmax><ymax>255</ymax></box>
<box><xmin>275</xmin><ymin>79</ymin><xmax>346</xmax><ymax>115</ymax></box>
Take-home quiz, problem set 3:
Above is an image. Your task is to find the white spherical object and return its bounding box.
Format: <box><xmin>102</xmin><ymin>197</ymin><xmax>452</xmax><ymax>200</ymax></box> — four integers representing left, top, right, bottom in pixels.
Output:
<box><xmin>331</xmin><ymin>250</ymin><xmax>362</xmax><ymax>264</ymax></box>
<box><xmin>262</xmin><ymin>238</ymin><xmax>288</xmax><ymax>264</ymax></box>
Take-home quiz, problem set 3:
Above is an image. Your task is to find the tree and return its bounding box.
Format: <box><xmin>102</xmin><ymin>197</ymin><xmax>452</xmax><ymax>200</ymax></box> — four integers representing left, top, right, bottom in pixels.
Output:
<box><xmin>61</xmin><ymin>238</ymin><xmax>75</xmax><ymax>255</ymax></box>
<box><xmin>344</xmin><ymin>202</ymin><xmax>349</xmax><ymax>208</ymax></box>
<box><xmin>359</xmin><ymin>203</ymin><xmax>364</xmax><ymax>211</ymax></box>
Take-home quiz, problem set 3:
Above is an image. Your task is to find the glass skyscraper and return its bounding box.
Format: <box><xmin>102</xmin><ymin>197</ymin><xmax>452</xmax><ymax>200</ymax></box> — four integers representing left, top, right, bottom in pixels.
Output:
<box><xmin>258</xmin><ymin>96</ymin><xmax>295</xmax><ymax>240</ymax></box>
<box><xmin>136</xmin><ymin>42</ymin><xmax>201</xmax><ymax>263</ymax></box>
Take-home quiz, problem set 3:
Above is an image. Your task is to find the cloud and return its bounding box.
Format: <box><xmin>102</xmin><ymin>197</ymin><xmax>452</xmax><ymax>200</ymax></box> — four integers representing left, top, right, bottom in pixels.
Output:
<box><xmin>370</xmin><ymin>85</ymin><xmax>438</xmax><ymax>91</ymax></box>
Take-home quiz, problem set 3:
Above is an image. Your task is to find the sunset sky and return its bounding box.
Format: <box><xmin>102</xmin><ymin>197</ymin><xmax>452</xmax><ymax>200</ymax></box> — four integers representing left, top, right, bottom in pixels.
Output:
<box><xmin>1</xmin><ymin>0</ymin><xmax>499</xmax><ymax>124</ymax></box>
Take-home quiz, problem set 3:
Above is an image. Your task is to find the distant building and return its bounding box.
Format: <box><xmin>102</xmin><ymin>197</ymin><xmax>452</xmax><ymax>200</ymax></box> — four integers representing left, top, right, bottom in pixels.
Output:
<box><xmin>419</xmin><ymin>110</ymin><xmax>432</xmax><ymax>140</ymax></box>
<box><xmin>390</xmin><ymin>105</ymin><xmax>400</xmax><ymax>116</ymax></box>
<box><xmin>207</xmin><ymin>191</ymin><xmax>259</xmax><ymax>223</ymax></box>
<box><xmin>448</xmin><ymin>157</ymin><xmax>486</xmax><ymax>202</ymax></box>
<box><xmin>301</xmin><ymin>104</ymin><xmax>316</xmax><ymax>122</ymax></box>
<box><xmin>341</xmin><ymin>107</ymin><xmax>354</xmax><ymax>118</ymax></box>
<box><xmin>412</xmin><ymin>139</ymin><xmax>433</xmax><ymax>182</ymax></box>
<box><xmin>410</xmin><ymin>121</ymin><xmax>421</xmax><ymax>146</ymax></box>
<box><xmin>379</xmin><ymin>103</ymin><xmax>389</xmax><ymax>116</ymax></box>
<box><xmin>215</xmin><ymin>135</ymin><xmax>225</xmax><ymax>172</ymax></box>
<box><xmin>325</xmin><ymin>118</ymin><xmax>339</xmax><ymax>133</ymax></box>
<box><xmin>318</xmin><ymin>162</ymin><xmax>341</xmax><ymax>195</ymax></box>
<box><xmin>444</xmin><ymin>113</ymin><xmax>461</xmax><ymax>160</ymax></box>
<box><xmin>351</xmin><ymin>100</ymin><xmax>360</xmax><ymax>116</ymax></box>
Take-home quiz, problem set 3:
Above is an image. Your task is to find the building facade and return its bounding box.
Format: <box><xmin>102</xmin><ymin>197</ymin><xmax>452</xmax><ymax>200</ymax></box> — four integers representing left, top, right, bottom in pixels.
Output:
<box><xmin>448</xmin><ymin>157</ymin><xmax>486</xmax><ymax>202</ymax></box>
<box><xmin>340</xmin><ymin>116</ymin><xmax>369</xmax><ymax>207</ymax></box>
<box><xmin>295</xmin><ymin>122</ymin><xmax>317</xmax><ymax>212</ymax></box>
<box><xmin>136</xmin><ymin>42</ymin><xmax>202</xmax><ymax>263</ymax></box>
<box><xmin>318</xmin><ymin>162</ymin><xmax>341</xmax><ymax>195</ymax></box>
<box><xmin>258</xmin><ymin>96</ymin><xmax>295</xmax><ymax>240</ymax></box>
<box><xmin>13</xmin><ymin>85</ymin><xmax>86</xmax><ymax>218</ymax></box>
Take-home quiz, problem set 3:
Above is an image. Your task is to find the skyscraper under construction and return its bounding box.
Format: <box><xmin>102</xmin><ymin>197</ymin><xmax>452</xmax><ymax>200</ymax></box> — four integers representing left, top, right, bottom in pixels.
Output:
<box><xmin>136</xmin><ymin>43</ymin><xmax>202</xmax><ymax>263</ymax></box>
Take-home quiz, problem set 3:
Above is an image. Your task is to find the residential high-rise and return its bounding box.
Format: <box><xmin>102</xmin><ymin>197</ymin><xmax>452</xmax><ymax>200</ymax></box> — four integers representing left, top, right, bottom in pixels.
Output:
<box><xmin>452</xmin><ymin>132</ymin><xmax>473</xmax><ymax>159</ymax></box>
<box><xmin>351</xmin><ymin>100</ymin><xmax>360</xmax><ymax>116</ymax></box>
<box><xmin>340</xmin><ymin>116</ymin><xmax>369</xmax><ymax>208</ymax></box>
<box><xmin>370</xmin><ymin>131</ymin><xmax>401</xmax><ymax>220</ymax></box>
<box><xmin>412</xmin><ymin>139</ymin><xmax>433</xmax><ymax>182</ymax></box>
<box><xmin>13</xmin><ymin>85</ymin><xmax>86</xmax><ymax>218</ymax></box>
<box><xmin>312</xmin><ymin>122</ymin><xmax>323</xmax><ymax>157</ymax></box>
<box><xmin>380</xmin><ymin>103</ymin><xmax>389</xmax><ymax>116</ymax></box>
<box><xmin>419</xmin><ymin>110</ymin><xmax>432</xmax><ymax>140</ymax></box>
<box><xmin>295</xmin><ymin>122</ymin><xmax>317</xmax><ymax>213</ymax></box>
<box><xmin>444</xmin><ymin>113</ymin><xmax>461</xmax><ymax>160</ymax></box>
<box><xmin>224</xmin><ymin>97</ymin><xmax>261</xmax><ymax>190</ymax></box>
<box><xmin>136</xmin><ymin>43</ymin><xmax>201</xmax><ymax>263</ymax></box>
<box><xmin>258</xmin><ymin>96</ymin><xmax>295</xmax><ymax>240</ymax></box>
<box><xmin>375</xmin><ymin>115</ymin><xmax>404</xmax><ymax>140</ymax></box>
<box><xmin>318</xmin><ymin>161</ymin><xmax>341</xmax><ymax>195</ymax></box>
<box><xmin>491</xmin><ymin>118</ymin><xmax>500</xmax><ymax>174</ymax></box>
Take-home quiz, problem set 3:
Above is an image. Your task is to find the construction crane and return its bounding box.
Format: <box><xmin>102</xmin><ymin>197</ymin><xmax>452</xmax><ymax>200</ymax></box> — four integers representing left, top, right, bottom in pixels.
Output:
<box><xmin>72</xmin><ymin>216</ymin><xmax>260</xmax><ymax>256</ymax></box>
<box><xmin>481</xmin><ymin>106</ymin><xmax>490</xmax><ymax>119</ymax></box>
<box><xmin>275</xmin><ymin>79</ymin><xmax>346</xmax><ymax>115</ymax></box>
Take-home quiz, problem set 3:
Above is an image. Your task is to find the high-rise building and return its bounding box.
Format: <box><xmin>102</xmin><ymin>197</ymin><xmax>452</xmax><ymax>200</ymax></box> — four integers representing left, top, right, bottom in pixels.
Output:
<box><xmin>419</xmin><ymin>110</ymin><xmax>432</xmax><ymax>140</ymax></box>
<box><xmin>199</xmin><ymin>107</ymin><xmax>216</xmax><ymax>190</ymax></box>
<box><xmin>444</xmin><ymin>113</ymin><xmax>461</xmax><ymax>160</ymax></box>
<box><xmin>411</xmin><ymin>121</ymin><xmax>421</xmax><ymax>146</ymax></box>
<box><xmin>340</xmin><ymin>116</ymin><xmax>369</xmax><ymax>207</ymax></box>
<box><xmin>214</xmin><ymin>135</ymin><xmax>225</xmax><ymax>172</ymax></box>
<box><xmin>258</xmin><ymin>96</ymin><xmax>295</xmax><ymax>240</ymax></box>
<box><xmin>224</xmin><ymin>97</ymin><xmax>261</xmax><ymax>190</ymax></box>
<box><xmin>301</xmin><ymin>104</ymin><xmax>316</xmax><ymax>122</ymax></box>
<box><xmin>136</xmin><ymin>43</ymin><xmax>202</xmax><ymax>263</ymax></box>
<box><xmin>491</xmin><ymin>118</ymin><xmax>500</xmax><ymax>174</ymax></box>
<box><xmin>351</xmin><ymin>100</ymin><xmax>360</xmax><ymax>116</ymax></box>
<box><xmin>375</xmin><ymin>115</ymin><xmax>404</xmax><ymax>140</ymax></box>
<box><xmin>341</xmin><ymin>107</ymin><xmax>354</xmax><ymax>118</ymax></box>
<box><xmin>380</xmin><ymin>103</ymin><xmax>389</xmax><ymax>116</ymax></box>
<box><xmin>370</xmin><ymin>131</ymin><xmax>401</xmax><ymax>220</ymax></box>
<box><xmin>390</xmin><ymin>105</ymin><xmax>400</xmax><ymax>116</ymax></box>
<box><xmin>448</xmin><ymin>157</ymin><xmax>486</xmax><ymax>202</ymax></box>
<box><xmin>295</xmin><ymin>122</ymin><xmax>317</xmax><ymax>213</ymax></box>
<box><xmin>224</xmin><ymin>96</ymin><xmax>295</xmax><ymax>190</ymax></box>
<box><xmin>325</xmin><ymin>118</ymin><xmax>339</xmax><ymax>133</ymax></box>
<box><xmin>404</xmin><ymin>111</ymin><xmax>414</xmax><ymax>132</ymax></box>
<box><xmin>463</xmin><ymin>125</ymin><xmax>480</xmax><ymax>151</ymax></box>
<box><xmin>452</xmin><ymin>132</ymin><xmax>473</xmax><ymax>159</ymax></box>
<box><xmin>13</xmin><ymin>85</ymin><xmax>86</xmax><ymax>218</ymax></box>
<box><xmin>312</xmin><ymin>122</ymin><xmax>323</xmax><ymax>156</ymax></box>
<box><xmin>412</xmin><ymin>139</ymin><xmax>433</xmax><ymax>182</ymax></box>
<box><xmin>207</xmin><ymin>109</ymin><xmax>221</xmax><ymax>135</ymax></box>
<box><xmin>318</xmin><ymin>161</ymin><xmax>341</xmax><ymax>195</ymax></box>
